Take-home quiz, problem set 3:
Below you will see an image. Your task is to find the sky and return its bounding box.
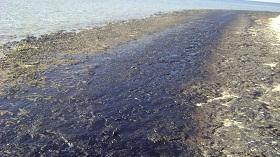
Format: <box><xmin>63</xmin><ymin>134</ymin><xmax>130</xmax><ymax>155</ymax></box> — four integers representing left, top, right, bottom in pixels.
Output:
<box><xmin>249</xmin><ymin>0</ymin><xmax>280</xmax><ymax>3</ymax></box>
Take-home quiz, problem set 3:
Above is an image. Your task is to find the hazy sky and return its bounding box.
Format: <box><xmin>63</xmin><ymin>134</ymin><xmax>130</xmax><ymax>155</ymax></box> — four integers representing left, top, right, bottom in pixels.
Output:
<box><xmin>249</xmin><ymin>0</ymin><xmax>280</xmax><ymax>3</ymax></box>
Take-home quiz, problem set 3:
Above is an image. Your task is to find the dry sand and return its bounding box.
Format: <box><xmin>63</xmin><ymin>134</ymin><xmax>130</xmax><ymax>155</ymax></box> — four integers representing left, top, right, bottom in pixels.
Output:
<box><xmin>270</xmin><ymin>15</ymin><xmax>280</xmax><ymax>41</ymax></box>
<box><xmin>195</xmin><ymin>12</ymin><xmax>280</xmax><ymax>156</ymax></box>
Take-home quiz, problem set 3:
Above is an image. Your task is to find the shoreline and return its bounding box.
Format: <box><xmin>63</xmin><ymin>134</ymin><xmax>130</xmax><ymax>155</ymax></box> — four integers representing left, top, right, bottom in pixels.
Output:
<box><xmin>0</xmin><ymin>10</ymin><xmax>279</xmax><ymax>156</ymax></box>
<box><xmin>1</xmin><ymin>9</ymin><xmax>279</xmax><ymax>48</ymax></box>
<box><xmin>0</xmin><ymin>10</ymin><xmax>234</xmax><ymax>156</ymax></box>
<box><xmin>0</xmin><ymin>10</ymin><xmax>210</xmax><ymax>92</ymax></box>
<box><xmin>0</xmin><ymin>9</ymin><xmax>209</xmax><ymax>47</ymax></box>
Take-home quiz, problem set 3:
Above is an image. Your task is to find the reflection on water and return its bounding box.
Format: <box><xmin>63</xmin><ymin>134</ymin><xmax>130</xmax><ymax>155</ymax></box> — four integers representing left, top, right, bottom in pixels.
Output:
<box><xmin>0</xmin><ymin>0</ymin><xmax>280</xmax><ymax>44</ymax></box>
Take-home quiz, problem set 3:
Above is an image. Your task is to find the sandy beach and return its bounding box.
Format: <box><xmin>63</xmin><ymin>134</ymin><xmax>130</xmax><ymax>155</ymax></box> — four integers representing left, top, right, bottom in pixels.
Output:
<box><xmin>271</xmin><ymin>15</ymin><xmax>280</xmax><ymax>41</ymax></box>
<box><xmin>0</xmin><ymin>10</ymin><xmax>279</xmax><ymax>156</ymax></box>
<box><xmin>193</xmin><ymin>12</ymin><xmax>280</xmax><ymax>156</ymax></box>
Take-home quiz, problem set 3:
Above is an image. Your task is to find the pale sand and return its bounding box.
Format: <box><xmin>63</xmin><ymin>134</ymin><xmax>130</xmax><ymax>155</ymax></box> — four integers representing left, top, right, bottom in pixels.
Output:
<box><xmin>270</xmin><ymin>15</ymin><xmax>280</xmax><ymax>41</ymax></box>
<box><xmin>263</xmin><ymin>62</ymin><xmax>278</xmax><ymax>69</ymax></box>
<box><xmin>196</xmin><ymin>90</ymin><xmax>238</xmax><ymax>107</ymax></box>
<box><xmin>0</xmin><ymin>50</ymin><xmax>5</xmax><ymax>59</ymax></box>
<box><xmin>272</xmin><ymin>84</ymin><xmax>280</xmax><ymax>92</ymax></box>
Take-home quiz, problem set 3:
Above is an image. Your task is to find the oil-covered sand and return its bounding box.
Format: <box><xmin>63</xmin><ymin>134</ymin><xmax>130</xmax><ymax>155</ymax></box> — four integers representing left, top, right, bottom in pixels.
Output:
<box><xmin>0</xmin><ymin>10</ymin><xmax>279</xmax><ymax>156</ymax></box>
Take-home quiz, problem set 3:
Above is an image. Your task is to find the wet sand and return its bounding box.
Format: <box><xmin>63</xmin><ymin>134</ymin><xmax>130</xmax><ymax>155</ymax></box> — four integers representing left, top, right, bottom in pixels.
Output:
<box><xmin>0</xmin><ymin>10</ymin><xmax>280</xmax><ymax>156</ymax></box>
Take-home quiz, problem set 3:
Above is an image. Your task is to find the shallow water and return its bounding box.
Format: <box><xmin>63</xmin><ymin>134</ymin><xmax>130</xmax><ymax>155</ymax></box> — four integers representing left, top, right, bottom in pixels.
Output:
<box><xmin>0</xmin><ymin>0</ymin><xmax>280</xmax><ymax>44</ymax></box>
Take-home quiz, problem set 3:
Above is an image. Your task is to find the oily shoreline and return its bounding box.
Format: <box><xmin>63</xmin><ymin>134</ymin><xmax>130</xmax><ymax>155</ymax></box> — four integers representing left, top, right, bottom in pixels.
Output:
<box><xmin>0</xmin><ymin>11</ymin><xmax>235</xmax><ymax>156</ymax></box>
<box><xmin>0</xmin><ymin>10</ymin><xmax>210</xmax><ymax>94</ymax></box>
<box><xmin>0</xmin><ymin>10</ymin><xmax>279</xmax><ymax>156</ymax></box>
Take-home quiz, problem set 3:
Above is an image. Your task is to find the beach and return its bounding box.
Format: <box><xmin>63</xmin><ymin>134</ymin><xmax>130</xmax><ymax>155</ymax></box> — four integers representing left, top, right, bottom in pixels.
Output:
<box><xmin>194</xmin><ymin>12</ymin><xmax>280</xmax><ymax>156</ymax></box>
<box><xmin>271</xmin><ymin>15</ymin><xmax>280</xmax><ymax>41</ymax></box>
<box><xmin>0</xmin><ymin>10</ymin><xmax>280</xmax><ymax>156</ymax></box>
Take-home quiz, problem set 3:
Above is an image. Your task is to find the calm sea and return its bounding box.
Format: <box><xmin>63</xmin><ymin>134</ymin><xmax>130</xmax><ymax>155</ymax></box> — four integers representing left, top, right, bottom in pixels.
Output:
<box><xmin>1</xmin><ymin>0</ymin><xmax>280</xmax><ymax>44</ymax></box>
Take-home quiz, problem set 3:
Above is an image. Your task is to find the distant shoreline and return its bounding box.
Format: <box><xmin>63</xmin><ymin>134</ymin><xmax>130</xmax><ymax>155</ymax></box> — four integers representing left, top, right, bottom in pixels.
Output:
<box><xmin>0</xmin><ymin>10</ymin><xmax>197</xmax><ymax>46</ymax></box>
<box><xmin>1</xmin><ymin>5</ymin><xmax>280</xmax><ymax>46</ymax></box>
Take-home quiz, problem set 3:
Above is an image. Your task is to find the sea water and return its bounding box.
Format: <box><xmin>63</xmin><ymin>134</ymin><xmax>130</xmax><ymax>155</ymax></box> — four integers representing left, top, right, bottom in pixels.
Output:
<box><xmin>1</xmin><ymin>0</ymin><xmax>280</xmax><ymax>44</ymax></box>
